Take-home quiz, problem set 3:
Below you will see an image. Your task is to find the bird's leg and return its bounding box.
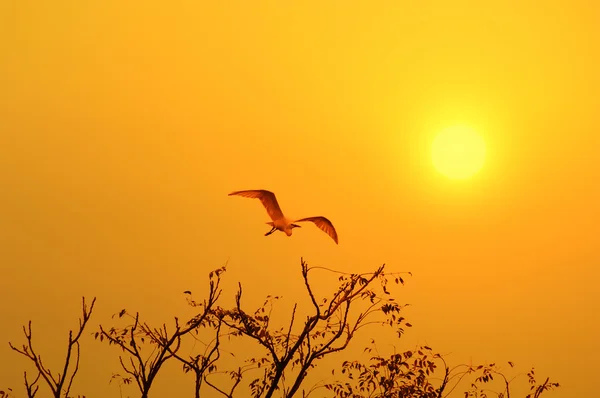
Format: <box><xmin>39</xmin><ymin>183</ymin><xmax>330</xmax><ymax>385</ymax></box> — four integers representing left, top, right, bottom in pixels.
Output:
<box><xmin>265</xmin><ymin>227</ymin><xmax>277</xmax><ymax>236</ymax></box>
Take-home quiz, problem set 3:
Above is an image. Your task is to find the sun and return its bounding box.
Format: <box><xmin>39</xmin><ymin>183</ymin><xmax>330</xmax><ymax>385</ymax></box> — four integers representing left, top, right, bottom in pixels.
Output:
<box><xmin>431</xmin><ymin>126</ymin><xmax>486</xmax><ymax>179</ymax></box>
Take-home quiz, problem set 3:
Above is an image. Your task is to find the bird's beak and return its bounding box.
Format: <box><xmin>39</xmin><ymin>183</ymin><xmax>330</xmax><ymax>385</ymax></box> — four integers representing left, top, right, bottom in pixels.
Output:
<box><xmin>292</xmin><ymin>223</ymin><xmax>301</xmax><ymax>228</ymax></box>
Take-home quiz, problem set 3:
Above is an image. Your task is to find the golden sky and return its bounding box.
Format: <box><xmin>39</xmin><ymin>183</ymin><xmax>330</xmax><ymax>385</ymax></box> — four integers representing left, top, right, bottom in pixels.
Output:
<box><xmin>1</xmin><ymin>1</ymin><xmax>599</xmax><ymax>397</ymax></box>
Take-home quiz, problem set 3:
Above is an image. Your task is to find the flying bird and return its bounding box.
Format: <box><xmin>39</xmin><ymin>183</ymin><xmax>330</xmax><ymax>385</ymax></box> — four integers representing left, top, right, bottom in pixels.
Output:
<box><xmin>228</xmin><ymin>189</ymin><xmax>338</xmax><ymax>244</ymax></box>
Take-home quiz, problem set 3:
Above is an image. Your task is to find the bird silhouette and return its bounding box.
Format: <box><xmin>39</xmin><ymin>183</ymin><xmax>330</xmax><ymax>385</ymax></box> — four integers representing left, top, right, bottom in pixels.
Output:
<box><xmin>228</xmin><ymin>189</ymin><xmax>338</xmax><ymax>244</ymax></box>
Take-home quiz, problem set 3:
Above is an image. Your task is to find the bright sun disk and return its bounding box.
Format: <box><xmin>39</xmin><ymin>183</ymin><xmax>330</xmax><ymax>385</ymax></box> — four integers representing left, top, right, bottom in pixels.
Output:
<box><xmin>431</xmin><ymin>126</ymin><xmax>486</xmax><ymax>180</ymax></box>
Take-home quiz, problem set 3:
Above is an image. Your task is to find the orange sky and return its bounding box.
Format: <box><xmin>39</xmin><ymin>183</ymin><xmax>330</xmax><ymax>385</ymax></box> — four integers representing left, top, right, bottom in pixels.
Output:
<box><xmin>1</xmin><ymin>1</ymin><xmax>599</xmax><ymax>397</ymax></box>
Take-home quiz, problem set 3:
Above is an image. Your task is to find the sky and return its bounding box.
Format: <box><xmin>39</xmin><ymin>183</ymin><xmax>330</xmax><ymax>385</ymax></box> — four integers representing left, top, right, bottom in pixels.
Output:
<box><xmin>1</xmin><ymin>0</ymin><xmax>599</xmax><ymax>397</ymax></box>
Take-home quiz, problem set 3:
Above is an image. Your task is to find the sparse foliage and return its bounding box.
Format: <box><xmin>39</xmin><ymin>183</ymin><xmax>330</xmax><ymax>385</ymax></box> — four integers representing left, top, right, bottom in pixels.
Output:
<box><xmin>213</xmin><ymin>259</ymin><xmax>411</xmax><ymax>398</ymax></box>
<box><xmin>94</xmin><ymin>266</ymin><xmax>226</xmax><ymax>398</ymax></box>
<box><xmin>325</xmin><ymin>344</ymin><xmax>441</xmax><ymax>398</ymax></box>
<box><xmin>463</xmin><ymin>364</ymin><xmax>560</xmax><ymax>398</ymax></box>
<box><xmin>7</xmin><ymin>260</ymin><xmax>559</xmax><ymax>398</ymax></box>
<box><xmin>326</xmin><ymin>343</ymin><xmax>560</xmax><ymax>398</ymax></box>
<box><xmin>109</xmin><ymin>373</ymin><xmax>133</xmax><ymax>398</ymax></box>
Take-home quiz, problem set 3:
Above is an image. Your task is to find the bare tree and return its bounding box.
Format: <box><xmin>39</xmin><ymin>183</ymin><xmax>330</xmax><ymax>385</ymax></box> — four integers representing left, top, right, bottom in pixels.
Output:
<box><xmin>95</xmin><ymin>266</ymin><xmax>225</xmax><ymax>398</ymax></box>
<box><xmin>213</xmin><ymin>258</ymin><xmax>411</xmax><ymax>398</ymax></box>
<box><xmin>166</xmin><ymin>291</ymin><xmax>228</xmax><ymax>398</ymax></box>
<box><xmin>8</xmin><ymin>297</ymin><xmax>95</xmax><ymax>398</ymax></box>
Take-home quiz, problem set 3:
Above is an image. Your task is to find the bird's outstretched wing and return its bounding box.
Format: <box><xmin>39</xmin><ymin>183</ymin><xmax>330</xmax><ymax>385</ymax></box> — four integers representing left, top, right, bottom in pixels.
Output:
<box><xmin>228</xmin><ymin>190</ymin><xmax>284</xmax><ymax>221</ymax></box>
<box><xmin>294</xmin><ymin>216</ymin><xmax>338</xmax><ymax>244</ymax></box>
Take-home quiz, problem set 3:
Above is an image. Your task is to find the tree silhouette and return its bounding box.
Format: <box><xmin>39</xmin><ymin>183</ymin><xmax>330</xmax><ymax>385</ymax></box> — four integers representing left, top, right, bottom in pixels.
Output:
<box><xmin>324</xmin><ymin>342</ymin><xmax>560</xmax><ymax>398</ymax></box>
<box><xmin>95</xmin><ymin>266</ymin><xmax>225</xmax><ymax>398</ymax></box>
<box><xmin>211</xmin><ymin>259</ymin><xmax>410</xmax><ymax>398</ymax></box>
<box><xmin>8</xmin><ymin>297</ymin><xmax>95</xmax><ymax>398</ymax></box>
<box><xmin>6</xmin><ymin>259</ymin><xmax>560</xmax><ymax>398</ymax></box>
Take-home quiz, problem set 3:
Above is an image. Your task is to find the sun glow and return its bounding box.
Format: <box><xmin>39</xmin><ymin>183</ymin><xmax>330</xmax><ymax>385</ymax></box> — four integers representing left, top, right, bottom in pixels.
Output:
<box><xmin>431</xmin><ymin>126</ymin><xmax>486</xmax><ymax>180</ymax></box>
